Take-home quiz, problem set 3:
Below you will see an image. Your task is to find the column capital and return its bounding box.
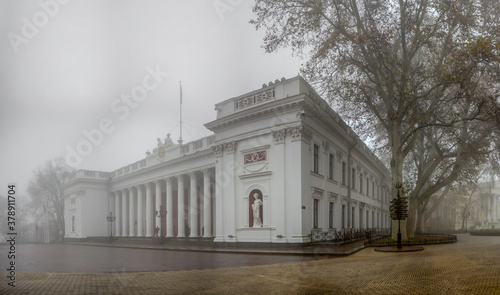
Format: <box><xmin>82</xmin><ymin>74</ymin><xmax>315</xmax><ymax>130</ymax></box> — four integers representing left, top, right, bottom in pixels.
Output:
<box><xmin>165</xmin><ymin>177</ymin><xmax>173</xmax><ymax>184</ymax></box>
<box><xmin>154</xmin><ymin>179</ymin><xmax>163</xmax><ymax>185</ymax></box>
<box><xmin>189</xmin><ymin>171</ymin><xmax>198</xmax><ymax>179</ymax></box>
<box><xmin>145</xmin><ymin>182</ymin><xmax>153</xmax><ymax>191</ymax></box>
<box><xmin>201</xmin><ymin>168</ymin><xmax>215</xmax><ymax>177</ymax></box>
<box><xmin>176</xmin><ymin>174</ymin><xmax>186</xmax><ymax>183</ymax></box>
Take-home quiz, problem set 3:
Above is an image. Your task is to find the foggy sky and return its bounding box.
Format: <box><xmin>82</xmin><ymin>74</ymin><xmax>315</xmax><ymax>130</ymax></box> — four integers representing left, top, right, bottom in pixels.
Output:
<box><xmin>0</xmin><ymin>0</ymin><xmax>303</xmax><ymax>199</ymax></box>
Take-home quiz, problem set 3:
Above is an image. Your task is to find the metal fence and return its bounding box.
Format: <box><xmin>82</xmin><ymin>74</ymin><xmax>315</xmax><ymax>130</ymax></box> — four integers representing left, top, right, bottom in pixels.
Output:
<box><xmin>365</xmin><ymin>233</ymin><xmax>458</xmax><ymax>247</ymax></box>
<box><xmin>310</xmin><ymin>228</ymin><xmax>390</xmax><ymax>244</ymax></box>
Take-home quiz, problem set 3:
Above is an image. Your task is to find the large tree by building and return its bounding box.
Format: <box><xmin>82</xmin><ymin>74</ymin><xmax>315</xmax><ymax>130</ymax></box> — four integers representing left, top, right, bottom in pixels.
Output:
<box><xmin>252</xmin><ymin>0</ymin><xmax>500</xmax><ymax>238</ymax></box>
<box><xmin>27</xmin><ymin>157</ymin><xmax>73</xmax><ymax>242</ymax></box>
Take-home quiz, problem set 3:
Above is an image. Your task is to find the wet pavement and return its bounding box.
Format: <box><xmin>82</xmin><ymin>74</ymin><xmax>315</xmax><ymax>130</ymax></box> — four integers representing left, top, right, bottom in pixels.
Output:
<box><xmin>0</xmin><ymin>243</ymin><xmax>327</xmax><ymax>273</ymax></box>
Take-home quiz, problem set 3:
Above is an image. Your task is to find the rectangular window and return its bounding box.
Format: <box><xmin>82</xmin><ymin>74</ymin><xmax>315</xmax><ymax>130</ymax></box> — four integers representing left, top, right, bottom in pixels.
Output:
<box><xmin>342</xmin><ymin>205</ymin><xmax>346</xmax><ymax>228</ymax></box>
<box><xmin>351</xmin><ymin>168</ymin><xmax>355</xmax><ymax>189</ymax></box>
<box><xmin>328</xmin><ymin>154</ymin><xmax>334</xmax><ymax>180</ymax></box>
<box><xmin>372</xmin><ymin>211</ymin><xmax>375</xmax><ymax>228</ymax></box>
<box><xmin>366</xmin><ymin>211</ymin><xmax>369</xmax><ymax>228</ymax></box>
<box><xmin>351</xmin><ymin>207</ymin><xmax>355</xmax><ymax>228</ymax></box>
<box><xmin>372</xmin><ymin>182</ymin><xmax>375</xmax><ymax>198</ymax></box>
<box><xmin>313</xmin><ymin>144</ymin><xmax>319</xmax><ymax>174</ymax></box>
<box><xmin>329</xmin><ymin>202</ymin><xmax>334</xmax><ymax>228</ymax></box>
<box><xmin>313</xmin><ymin>199</ymin><xmax>319</xmax><ymax>228</ymax></box>
<box><xmin>366</xmin><ymin>178</ymin><xmax>370</xmax><ymax>196</ymax></box>
<box><xmin>359</xmin><ymin>208</ymin><xmax>363</xmax><ymax>228</ymax></box>
<box><xmin>359</xmin><ymin>175</ymin><xmax>363</xmax><ymax>193</ymax></box>
<box><xmin>342</xmin><ymin>162</ymin><xmax>346</xmax><ymax>185</ymax></box>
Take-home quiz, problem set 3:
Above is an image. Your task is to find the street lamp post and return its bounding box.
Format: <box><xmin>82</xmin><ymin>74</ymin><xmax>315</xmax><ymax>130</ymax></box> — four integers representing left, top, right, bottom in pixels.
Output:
<box><xmin>155</xmin><ymin>205</ymin><xmax>167</xmax><ymax>244</ymax></box>
<box><xmin>106</xmin><ymin>212</ymin><xmax>116</xmax><ymax>242</ymax></box>
<box><xmin>390</xmin><ymin>183</ymin><xmax>408</xmax><ymax>249</ymax></box>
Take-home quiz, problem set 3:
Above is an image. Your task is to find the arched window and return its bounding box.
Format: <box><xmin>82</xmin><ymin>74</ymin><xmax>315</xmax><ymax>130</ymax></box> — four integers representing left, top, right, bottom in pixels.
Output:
<box><xmin>249</xmin><ymin>189</ymin><xmax>263</xmax><ymax>227</ymax></box>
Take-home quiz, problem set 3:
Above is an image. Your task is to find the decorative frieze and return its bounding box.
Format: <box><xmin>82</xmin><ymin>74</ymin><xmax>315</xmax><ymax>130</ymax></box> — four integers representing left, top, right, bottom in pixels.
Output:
<box><xmin>322</xmin><ymin>140</ymin><xmax>330</xmax><ymax>152</ymax></box>
<box><xmin>234</xmin><ymin>88</ymin><xmax>275</xmax><ymax>110</ymax></box>
<box><xmin>181</xmin><ymin>144</ymin><xmax>190</xmax><ymax>154</ymax></box>
<box><xmin>224</xmin><ymin>142</ymin><xmax>236</xmax><ymax>154</ymax></box>
<box><xmin>336</xmin><ymin>150</ymin><xmax>343</xmax><ymax>162</ymax></box>
<box><xmin>289</xmin><ymin>126</ymin><xmax>313</xmax><ymax>143</ymax></box>
<box><xmin>207</xmin><ymin>135</ymin><xmax>216</xmax><ymax>146</ymax></box>
<box><xmin>244</xmin><ymin>151</ymin><xmax>267</xmax><ymax>164</ymax></box>
<box><xmin>193</xmin><ymin>139</ymin><xmax>203</xmax><ymax>150</ymax></box>
<box><xmin>213</xmin><ymin>144</ymin><xmax>223</xmax><ymax>157</ymax></box>
<box><xmin>272</xmin><ymin>129</ymin><xmax>286</xmax><ymax>144</ymax></box>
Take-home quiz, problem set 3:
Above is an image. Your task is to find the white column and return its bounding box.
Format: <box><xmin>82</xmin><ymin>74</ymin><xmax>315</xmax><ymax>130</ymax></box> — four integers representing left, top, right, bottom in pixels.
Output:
<box><xmin>121</xmin><ymin>189</ymin><xmax>129</xmax><ymax>237</ymax></box>
<box><xmin>114</xmin><ymin>191</ymin><xmax>121</xmax><ymax>236</ymax></box>
<box><xmin>491</xmin><ymin>194</ymin><xmax>498</xmax><ymax>222</ymax></box>
<box><xmin>166</xmin><ymin>177</ymin><xmax>174</xmax><ymax>238</ymax></box>
<box><xmin>214</xmin><ymin>153</ymin><xmax>224</xmax><ymax>242</ymax></box>
<box><xmin>202</xmin><ymin>169</ymin><xmax>213</xmax><ymax>237</ymax></box>
<box><xmin>137</xmin><ymin>185</ymin><xmax>144</xmax><ymax>237</ymax></box>
<box><xmin>129</xmin><ymin>187</ymin><xmax>135</xmax><ymax>237</ymax></box>
<box><xmin>146</xmin><ymin>183</ymin><xmax>153</xmax><ymax>237</ymax></box>
<box><xmin>189</xmin><ymin>172</ymin><xmax>199</xmax><ymax>238</ymax></box>
<box><xmin>177</xmin><ymin>175</ymin><xmax>186</xmax><ymax>238</ymax></box>
<box><xmin>155</xmin><ymin>180</ymin><xmax>162</xmax><ymax>237</ymax></box>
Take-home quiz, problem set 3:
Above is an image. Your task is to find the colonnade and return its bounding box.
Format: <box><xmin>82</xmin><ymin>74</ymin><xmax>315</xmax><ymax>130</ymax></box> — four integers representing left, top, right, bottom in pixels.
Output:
<box><xmin>110</xmin><ymin>168</ymin><xmax>214</xmax><ymax>238</ymax></box>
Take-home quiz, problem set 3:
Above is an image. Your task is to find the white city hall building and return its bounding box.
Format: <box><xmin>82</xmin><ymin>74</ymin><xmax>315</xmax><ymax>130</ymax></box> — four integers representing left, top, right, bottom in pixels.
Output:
<box><xmin>64</xmin><ymin>76</ymin><xmax>391</xmax><ymax>246</ymax></box>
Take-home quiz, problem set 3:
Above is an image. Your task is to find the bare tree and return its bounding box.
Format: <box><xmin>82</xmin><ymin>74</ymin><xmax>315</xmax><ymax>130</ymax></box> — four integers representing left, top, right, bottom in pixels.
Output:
<box><xmin>252</xmin><ymin>0</ymin><xmax>500</xmax><ymax>238</ymax></box>
<box><xmin>27</xmin><ymin>157</ymin><xmax>73</xmax><ymax>242</ymax></box>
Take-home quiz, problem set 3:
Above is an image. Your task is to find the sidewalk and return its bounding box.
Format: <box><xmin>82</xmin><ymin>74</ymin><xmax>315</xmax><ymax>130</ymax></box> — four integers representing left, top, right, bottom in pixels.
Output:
<box><xmin>65</xmin><ymin>238</ymin><xmax>368</xmax><ymax>256</ymax></box>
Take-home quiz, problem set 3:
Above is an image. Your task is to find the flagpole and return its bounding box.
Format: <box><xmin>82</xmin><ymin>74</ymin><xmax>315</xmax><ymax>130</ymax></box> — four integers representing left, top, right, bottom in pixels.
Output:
<box><xmin>178</xmin><ymin>81</ymin><xmax>183</xmax><ymax>144</ymax></box>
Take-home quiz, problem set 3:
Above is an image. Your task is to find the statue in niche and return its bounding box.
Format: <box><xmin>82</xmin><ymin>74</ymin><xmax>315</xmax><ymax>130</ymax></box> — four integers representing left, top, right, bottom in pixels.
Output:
<box><xmin>252</xmin><ymin>193</ymin><xmax>263</xmax><ymax>227</ymax></box>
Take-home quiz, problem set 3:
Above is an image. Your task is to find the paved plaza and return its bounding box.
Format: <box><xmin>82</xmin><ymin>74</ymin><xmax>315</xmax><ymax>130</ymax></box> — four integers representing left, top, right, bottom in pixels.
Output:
<box><xmin>1</xmin><ymin>234</ymin><xmax>500</xmax><ymax>294</ymax></box>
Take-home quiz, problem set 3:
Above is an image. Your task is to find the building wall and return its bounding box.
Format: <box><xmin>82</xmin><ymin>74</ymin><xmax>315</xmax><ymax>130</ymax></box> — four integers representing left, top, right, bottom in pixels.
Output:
<box><xmin>64</xmin><ymin>178</ymin><xmax>108</xmax><ymax>238</ymax></box>
<box><xmin>64</xmin><ymin>76</ymin><xmax>391</xmax><ymax>244</ymax></box>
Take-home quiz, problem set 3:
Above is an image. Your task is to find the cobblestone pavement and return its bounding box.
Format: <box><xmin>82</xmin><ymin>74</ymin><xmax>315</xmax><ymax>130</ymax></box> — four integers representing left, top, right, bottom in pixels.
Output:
<box><xmin>1</xmin><ymin>234</ymin><xmax>500</xmax><ymax>294</ymax></box>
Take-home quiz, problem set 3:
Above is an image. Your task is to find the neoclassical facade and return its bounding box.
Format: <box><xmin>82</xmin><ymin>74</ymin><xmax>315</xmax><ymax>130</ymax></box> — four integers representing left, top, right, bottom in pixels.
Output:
<box><xmin>64</xmin><ymin>76</ymin><xmax>391</xmax><ymax>245</ymax></box>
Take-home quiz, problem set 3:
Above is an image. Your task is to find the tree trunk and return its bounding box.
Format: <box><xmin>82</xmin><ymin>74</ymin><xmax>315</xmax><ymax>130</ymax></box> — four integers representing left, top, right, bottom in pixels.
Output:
<box><xmin>406</xmin><ymin>197</ymin><xmax>417</xmax><ymax>236</ymax></box>
<box><xmin>414</xmin><ymin>205</ymin><xmax>425</xmax><ymax>234</ymax></box>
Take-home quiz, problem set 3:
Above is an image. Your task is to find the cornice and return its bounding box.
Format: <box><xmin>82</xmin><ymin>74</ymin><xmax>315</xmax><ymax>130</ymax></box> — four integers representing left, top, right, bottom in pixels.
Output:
<box><xmin>109</xmin><ymin>148</ymin><xmax>215</xmax><ymax>184</ymax></box>
<box><xmin>205</xmin><ymin>94</ymin><xmax>305</xmax><ymax>132</ymax></box>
